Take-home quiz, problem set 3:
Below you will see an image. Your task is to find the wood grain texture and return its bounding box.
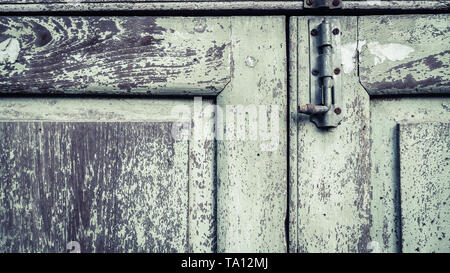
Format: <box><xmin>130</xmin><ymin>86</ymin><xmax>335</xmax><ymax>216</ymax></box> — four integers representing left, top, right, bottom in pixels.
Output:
<box><xmin>0</xmin><ymin>1</ymin><xmax>301</xmax><ymax>12</ymax></box>
<box><xmin>1</xmin><ymin>1</ymin><xmax>448</xmax><ymax>12</ymax></box>
<box><xmin>0</xmin><ymin>121</ymin><xmax>189</xmax><ymax>252</ymax></box>
<box><xmin>358</xmin><ymin>14</ymin><xmax>450</xmax><ymax>95</ymax></box>
<box><xmin>217</xmin><ymin>16</ymin><xmax>287</xmax><ymax>253</ymax></box>
<box><xmin>370</xmin><ymin>98</ymin><xmax>450</xmax><ymax>253</ymax></box>
<box><xmin>399</xmin><ymin>122</ymin><xmax>450</xmax><ymax>253</ymax></box>
<box><xmin>294</xmin><ymin>16</ymin><xmax>371</xmax><ymax>253</ymax></box>
<box><xmin>0</xmin><ymin>17</ymin><xmax>231</xmax><ymax>95</ymax></box>
<box><xmin>288</xmin><ymin>16</ymin><xmax>299</xmax><ymax>253</ymax></box>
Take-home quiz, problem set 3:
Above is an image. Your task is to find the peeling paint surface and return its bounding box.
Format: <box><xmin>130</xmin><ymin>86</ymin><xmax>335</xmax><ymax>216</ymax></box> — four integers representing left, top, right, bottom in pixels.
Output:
<box><xmin>217</xmin><ymin>16</ymin><xmax>287</xmax><ymax>253</ymax></box>
<box><xmin>359</xmin><ymin>15</ymin><xmax>450</xmax><ymax>95</ymax></box>
<box><xmin>399</xmin><ymin>122</ymin><xmax>450</xmax><ymax>253</ymax></box>
<box><xmin>370</xmin><ymin>98</ymin><xmax>450</xmax><ymax>253</ymax></box>
<box><xmin>294</xmin><ymin>16</ymin><xmax>371</xmax><ymax>253</ymax></box>
<box><xmin>0</xmin><ymin>122</ymin><xmax>189</xmax><ymax>252</ymax></box>
<box><xmin>366</xmin><ymin>42</ymin><xmax>414</xmax><ymax>65</ymax></box>
<box><xmin>0</xmin><ymin>17</ymin><xmax>231</xmax><ymax>95</ymax></box>
<box><xmin>341</xmin><ymin>41</ymin><xmax>366</xmax><ymax>74</ymax></box>
<box><xmin>0</xmin><ymin>98</ymin><xmax>216</xmax><ymax>253</ymax></box>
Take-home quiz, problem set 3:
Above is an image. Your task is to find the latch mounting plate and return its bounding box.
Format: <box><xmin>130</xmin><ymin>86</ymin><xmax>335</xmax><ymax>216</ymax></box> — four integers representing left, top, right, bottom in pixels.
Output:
<box><xmin>304</xmin><ymin>0</ymin><xmax>342</xmax><ymax>9</ymax></box>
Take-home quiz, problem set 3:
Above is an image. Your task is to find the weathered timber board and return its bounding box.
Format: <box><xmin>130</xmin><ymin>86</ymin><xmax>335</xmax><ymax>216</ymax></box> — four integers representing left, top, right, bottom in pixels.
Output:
<box><xmin>2</xmin><ymin>0</ymin><xmax>290</xmax><ymax>2</ymax></box>
<box><xmin>295</xmin><ymin>16</ymin><xmax>371</xmax><ymax>253</ymax></box>
<box><xmin>399</xmin><ymin>122</ymin><xmax>450</xmax><ymax>253</ymax></box>
<box><xmin>217</xmin><ymin>16</ymin><xmax>288</xmax><ymax>253</ymax></box>
<box><xmin>0</xmin><ymin>17</ymin><xmax>231</xmax><ymax>95</ymax></box>
<box><xmin>0</xmin><ymin>121</ymin><xmax>190</xmax><ymax>252</ymax></box>
<box><xmin>358</xmin><ymin>14</ymin><xmax>450</xmax><ymax>95</ymax></box>
<box><xmin>1</xmin><ymin>1</ymin><xmax>449</xmax><ymax>12</ymax></box>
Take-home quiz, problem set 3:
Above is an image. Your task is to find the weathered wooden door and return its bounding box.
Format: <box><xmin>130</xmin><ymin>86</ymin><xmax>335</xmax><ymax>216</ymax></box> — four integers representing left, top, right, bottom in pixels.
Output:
<box><xmin>1</xmin><ymin>2</ymin><xmax>448</xmax><ymax>255</ymax></box>
<box><xmin>290</xmin><ymin>14</ymin><xmax>449</xmax><ymax>253</ymax></box>
<box><xmin>0</xmin><ymin>16</ymin><xmax>288</xmax><ymax>253</ymax></box>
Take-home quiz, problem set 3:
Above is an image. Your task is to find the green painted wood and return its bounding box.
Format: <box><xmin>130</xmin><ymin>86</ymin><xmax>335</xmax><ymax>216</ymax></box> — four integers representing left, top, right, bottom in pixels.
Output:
<box><xmin>2</xmin><ymin>0</ymin><xmax>291</xmax><ymax>2</ymax></box>
<box><xmin>399</xmin><ymin>122</ymin><xmax>450</xmax><ymax>253</ymax></box>
<box><xmin>1</xmin><ymin>1</ymin><xmax>448</xmax><ymax>12</ymax></box>
<box><xmin>358</xmin><ymin>14</ymin><xmax>450</xmax><ymax>95</ymax></box>
<box><xmin>293</xmin><ymin>16</ymin><xmax>372</xmax><ymax>253</ymax></box>
<box><xmin>370</xmin><ymin>98</ymin><xmax>450</xmax><ymax>253</ymax></box>
<box><xmin>0</xmin><ymin>17</ymin><xmax>231</xmax><ymax>96</ymax></box>
<box><xmin>217</xmin><ymin>16</ymin><xmax>287</xmax><ymax>253</ymax></box>
<box><xmin>288</xmin><ymin>16</ymin><xmax>299</xmax><ymax>253</ymax></box>
<box><xmin>188</xmin><ymin>102</ymin><xmax>216</xmax><ymax>253</ymax></box>
<box><xmin>0</xmin><ymin>98</ymin><xmax>216</xmax><ymax>253</ymax></box>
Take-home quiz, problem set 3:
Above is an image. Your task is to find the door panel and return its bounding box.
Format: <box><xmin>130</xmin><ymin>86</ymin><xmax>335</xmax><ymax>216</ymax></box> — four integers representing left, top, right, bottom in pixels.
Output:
<box><xmin>291</xmin><ymin>14</ymin><xmax>449</xmax><ymax>253</ymax></box>
<box><xmin>399</xmin><ymin>122</ymin><xmax>449</xmax><ymax>253</ymax></box>
<box><xmin>0</xmin><ymin>15</ymin><xmax>288</xmax><ymax>253</ymax></box>
<box><xmin>370</xmin><ymin>98</ymin><xmax>450</xmax><ymax>253</ymax></box>
<box><xmin>0</xmin><ymin>98</ymin><xmax>215</xmax><ymax>253</ymax></box>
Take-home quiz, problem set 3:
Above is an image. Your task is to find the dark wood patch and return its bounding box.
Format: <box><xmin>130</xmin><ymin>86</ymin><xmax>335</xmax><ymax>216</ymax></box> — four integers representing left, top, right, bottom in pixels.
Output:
<box><xmin>0</xmin><ymin>17</ymin><xmax>230</xmax><ymax>95</ymax></box>
<box><xmin>0</xmin><ymin>121</ymin><xmax>189</xmax><ymax>252</ymax></box>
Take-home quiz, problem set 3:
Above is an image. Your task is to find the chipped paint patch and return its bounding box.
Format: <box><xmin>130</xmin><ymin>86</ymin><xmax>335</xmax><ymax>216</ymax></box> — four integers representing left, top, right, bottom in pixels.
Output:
<box><xmin>341</xmin><ymin>41</ymin><xmax>366</xmax><ymax>74</ymax></box>
<box><xmin>367</xmin><ymin>42</ymin><xmax>414</xmax><ymax>65</ymax></box>
<box><xmin>0</xmin><ymin>38</ymin><xmax>20</xmax><ymax>65</ymax></box>
<box><xmin>245</xmin><ymin>56</ymin><xmax>258</xmax><ymax>68</ymax></box>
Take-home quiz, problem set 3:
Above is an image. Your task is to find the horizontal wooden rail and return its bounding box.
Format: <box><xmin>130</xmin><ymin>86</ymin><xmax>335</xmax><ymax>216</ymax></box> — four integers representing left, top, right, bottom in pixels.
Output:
<box><xmin>0</xmin><ymin>1</ymin><xmax>448</xmax><ymax>12</ymax></box>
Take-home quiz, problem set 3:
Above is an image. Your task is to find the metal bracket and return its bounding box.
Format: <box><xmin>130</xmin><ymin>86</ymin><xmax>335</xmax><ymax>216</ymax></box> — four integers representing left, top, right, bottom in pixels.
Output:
<box><xmin>304</xmin><ymin>0</ymin><xmax>342</xmax><ymax>9</ymax></box>
<box><xmin>298</xmin><ymin>18</ymin><xmax>343</xmax><ymax>129</ymax></box>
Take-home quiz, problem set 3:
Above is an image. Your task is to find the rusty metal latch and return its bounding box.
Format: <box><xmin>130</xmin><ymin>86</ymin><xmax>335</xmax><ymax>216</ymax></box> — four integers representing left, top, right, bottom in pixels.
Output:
<box><xmin>298</xmin><ymin>18</ymin><xmax>343</xmax><ymax>129</ymax></box>
<box><xmin>304</xmin><ymin>0</ymin><xmax>342</xmax><ymax>9</ymax></box>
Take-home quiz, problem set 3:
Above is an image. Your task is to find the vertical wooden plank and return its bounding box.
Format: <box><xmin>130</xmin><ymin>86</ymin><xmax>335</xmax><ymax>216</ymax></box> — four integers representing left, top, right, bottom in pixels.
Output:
<box><xmin>189</xmin><ymin>99</ymin><xmax>216</xmax><ymax>253</ymax></box>
<box><xmin>295</xmin><ymin>16</ymin><xmax>371</xmax><ymax>252</ymax></box>
<box><xmin>399</xmin><ymin>122</ymin><xmax>450</xmax><ymax>253</ymax></box>
<box><xmin>288</xmin><ymin>16</ymin><xmax>299</xmax><ymax>253</ymax></box>
<box><xmin>217</xmin><ymin>16</ymin><xmax>287</xmax><ymax>252</ymax></box>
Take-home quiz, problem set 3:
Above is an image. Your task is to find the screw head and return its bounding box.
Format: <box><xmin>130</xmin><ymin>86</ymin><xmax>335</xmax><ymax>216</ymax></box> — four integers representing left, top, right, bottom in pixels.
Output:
<box><xmin>310</xmin><ymin>29</ymin><xmax>318</xmax><ymax>36</ymax></box>
<box><xmin>306</xmin><ymin>0</ymin><xmax>313</xmax><ymax>5</ymax></box>
<box><xmin>332</xmin><ymin>0</ymin><xmax>340</xmax><ymax>6</ymax></box>
<box><xmin>334</xmin><ymin>107</ymin><xmax>342</xmax><ymax>115</ymax></box>
<box><xmin>334</xmin><ymin>68</ymin><xmax>341</xmax><ymax>75</ymax></box>
<box><xmin>312</xmin><ymin>70</ymin><xmax>319</xmax><ymax>76</ymax></box>
<box><xmin>332</xmin><ymin>28</ymin><xmax>340</xmax><ymax>35</ymax></box>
